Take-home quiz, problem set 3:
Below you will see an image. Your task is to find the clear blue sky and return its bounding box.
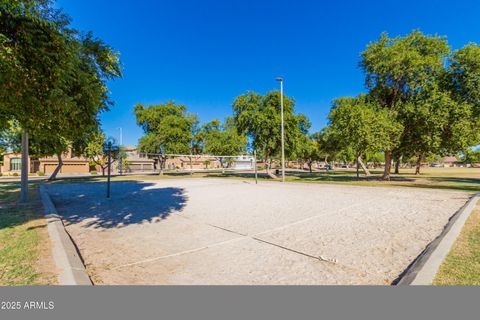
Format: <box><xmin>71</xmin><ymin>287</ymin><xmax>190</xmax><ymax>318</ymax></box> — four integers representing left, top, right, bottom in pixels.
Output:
<box><xmin>56</xmin><ymin>0</ymin><xmax>480</xmax><ymax>146</ymax></box>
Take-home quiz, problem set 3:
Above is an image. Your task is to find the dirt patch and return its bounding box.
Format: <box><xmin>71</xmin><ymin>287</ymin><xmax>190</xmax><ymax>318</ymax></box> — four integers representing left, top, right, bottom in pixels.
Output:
<box><xmin>34</xmin><ymin>218</ymin><xmax>58</xmax><ymax>285</ymax></box>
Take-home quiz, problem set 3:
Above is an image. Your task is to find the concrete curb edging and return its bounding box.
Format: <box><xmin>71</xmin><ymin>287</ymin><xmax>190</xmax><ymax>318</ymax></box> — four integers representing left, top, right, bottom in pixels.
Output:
<box><xmin>396</xmin><ymin>193</ymin><xmax>480</xmax><ymax>285</ymax></box>
<box><xmin>39</xmin><ymin>184</ymin><xmax>92</xmax><ymax>285</ymax></box>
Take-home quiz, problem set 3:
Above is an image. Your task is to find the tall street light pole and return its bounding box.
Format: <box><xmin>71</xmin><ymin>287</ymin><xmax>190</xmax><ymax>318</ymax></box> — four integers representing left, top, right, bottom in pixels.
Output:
<box><xmin>276</xmin><ymin>77</ymin><xmax>285</xmax><ymax>182</ymax></box>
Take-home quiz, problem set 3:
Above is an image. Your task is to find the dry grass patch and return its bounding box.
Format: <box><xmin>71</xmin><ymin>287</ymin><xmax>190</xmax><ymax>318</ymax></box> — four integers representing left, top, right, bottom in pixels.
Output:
<box><xmin>434</xmin><ymin>203</ymin><xmax>480</xmax><ymax>285</ymax></box>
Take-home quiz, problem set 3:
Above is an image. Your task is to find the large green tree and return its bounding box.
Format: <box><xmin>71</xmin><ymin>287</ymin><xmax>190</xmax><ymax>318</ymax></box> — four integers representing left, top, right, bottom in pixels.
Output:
<box><xmin>327</xmin><ymin>95</ymin><xmax>402</xmax><ymax>176</ymax></box>
<box><xmin>232</xmin><ymin>90</ymin><xmax>310</xmax><ymax>176</ymax></box>
<box><xmin>394</xmin><ymin>87</ymin><xmax>468</xmax><ymax>174</ymax></box>
<box><xmin>134</xmin><ymin>101</ymin><xmax>199</xmax><ymax>172</ymax></box>
<box><xmin>448</xmin><ymin>44</ymin><xmax>480</xmax><ymax>116</ymax></box>
<box><xmin>360</xmin><ymin>30</ymin><xmax>450</xmax><ymax>179</ymax></box>
<box><xmin>361</xmin><ymin>31</ymin><xmax>480</xmax><ymax>178</ymax></box>
<box><xmin>312</xmin><ymin>129</ymin><xmax>339</xmax><ymax>168</ymax></box>
<box><xmin>296</xmin><ymin>135</ymin><xmax>321</xmax><ymax>173</ymax></box>
<box><xmin>1</xmin><ymin>1</ymin><xmax>69</xmax><ymax>199</ymax></box>
<box><xmin>0</xmin><ymin>1</ymin><xmax>121</xmax><ymax>199</ymax></box>
<box><xmin>443</xmin><ymin>43</ymin><xmax>480</xmax><ymax>150</ymax></box>
<box><xmin>43</xmin><ymin>31</ymin><xmax>121</xmax><ymax>180</ymax></box>
<box><xmin>198</xmin><ymin>117</ymin><xmax>247</xmax><ymax>168</ymax></box>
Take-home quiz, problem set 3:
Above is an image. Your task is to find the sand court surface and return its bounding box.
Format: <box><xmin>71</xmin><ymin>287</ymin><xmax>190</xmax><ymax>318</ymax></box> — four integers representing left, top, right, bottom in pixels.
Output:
<box><xmin>46</xmin><ymin>178</ymin><xmax>471</xmax><ymax>284</ymax></box>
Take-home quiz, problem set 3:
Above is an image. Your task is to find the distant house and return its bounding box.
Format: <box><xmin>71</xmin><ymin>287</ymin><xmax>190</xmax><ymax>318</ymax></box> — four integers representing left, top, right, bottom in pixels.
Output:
<box><xmin>442</xmin><ymin>156</ymin><xmax>460</xmax><ymax>167</ymax></box>
<box><xmin>1</xmin><ymin>151</ymin><xmax>89</xmax><ymax>175</ymax></box>
<box><xmin>232</xmin><ymin>155</ymin><xmax>255</xmax><ymax>170</ymax></box>
<box><xmin>122</xmin><ymin>147</ymin><xmax>155</xmax><ymax>172</ymax></box>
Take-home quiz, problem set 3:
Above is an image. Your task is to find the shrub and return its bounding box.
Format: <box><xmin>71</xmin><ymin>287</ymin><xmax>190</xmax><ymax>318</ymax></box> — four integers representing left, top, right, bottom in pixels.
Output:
<box><xmin>0</xmin><ymin>172</ymin><xmax>3</xmax><ymax>177</ymax></box>
<box><xmin>36</xmin><ymin>171</ymin><xmax>45</xmax><ymax>176</ymax></box>
<box><xmin>12</xmin><ymin>172</ymin><xmax>19</xmax><ymax>176</ymax></box>
<box><xmin>90</xmin><ymin>170</ymin><xmax>97</xmax><ymax>175</ymax></box>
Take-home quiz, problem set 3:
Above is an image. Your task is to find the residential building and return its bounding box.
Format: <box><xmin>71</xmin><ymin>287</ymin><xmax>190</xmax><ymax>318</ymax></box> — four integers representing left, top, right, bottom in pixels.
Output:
<box><xmin>1</xmin><ymin>151</ymin><xmax>89</xmax><ymax>175</ymax></box>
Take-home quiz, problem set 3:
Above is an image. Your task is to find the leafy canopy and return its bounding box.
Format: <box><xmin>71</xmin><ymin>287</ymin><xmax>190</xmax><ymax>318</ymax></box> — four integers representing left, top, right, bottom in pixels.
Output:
<box><xmin>198</xmin><ymin>118</ymin><xmax>247</xmax><ymax>156</ymax></box>
<box><xmin>328</xmin><ymin>95</ymin><xmax>402</xmax><ymax>155</ymax></box>
<box><xmin>232</xmin><ymin>90</ymin><xmax>310</xmax><ymax>161</ymax></box>
<box><xmin>0</xmin><ymin>0</ymin><xmax>121</xmax><ymax>156</ymax></box>
<box><xmin>358</xmin><ymin>30</ymin><xmax>480</xmax><ymax>177</ymax></box>
<box><xmin>134</xmin><ymin>101</ymin><xmax>199</xmax><ymax>155</ymax></box>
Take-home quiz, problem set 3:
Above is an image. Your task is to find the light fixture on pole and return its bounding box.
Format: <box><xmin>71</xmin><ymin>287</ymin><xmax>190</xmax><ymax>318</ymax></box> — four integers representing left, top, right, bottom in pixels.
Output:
<box><xmin>276</xmin><ymin>77</ymin><xmax>285</xmax><ymax>183</ymax></box>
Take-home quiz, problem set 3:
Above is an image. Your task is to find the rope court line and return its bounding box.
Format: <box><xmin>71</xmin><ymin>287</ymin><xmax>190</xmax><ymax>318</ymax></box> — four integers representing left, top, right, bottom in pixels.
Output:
<box><xmin>111</xmin><ymin>195</ymin><xmax>383</xmax><ymax>271</ymax></box>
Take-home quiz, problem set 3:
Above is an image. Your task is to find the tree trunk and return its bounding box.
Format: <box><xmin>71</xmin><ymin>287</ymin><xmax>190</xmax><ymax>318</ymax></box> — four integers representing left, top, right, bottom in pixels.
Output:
<box><xmin>48</xmin><ymin>154</ymin><xmax>63</xmax><ymax>181</ymax></box>
<box><xmin>357</xmin><ymin>155</ymin><xmax>370</xmax><ymax>176</ymax></box>
<box><xmin>308</xmin><ymin>162</ymin><xmax>312</xmax><ymax>173</ymax></box>
<box><xmin>264</xmin><ymin>157</ymin><xmax>271</xmax><ymax>174</ymax></box>
<box><xmin>219</xmin><ymin>158</ymin><xmax>225</xmax><ymax>174</ymax></box>
<box><xmin>415</xmin><ymin>154</ymin><xmax>422</xmax><ymax>175</ymax></box>
<box><xmin>394</xmin><ymin>156</ymin><xmax>401</xmax><ymax>174</ymax></box>
<box><xmin>20</xmin><ymin>130</ymin><xmax>29</xmax><ymax>203</ymax></box>
<box><xmin>159</xmin><ymin>155</ymin><xmax>166</xmax><ymax>175</ymax></box>
<box><xmin>156</xmin><ymin>156</ymin><xmax>161</xmax><ymax>175</ymax></box>
<box><xmin>189</xmin><ymin>156</ymin><xmax>193</xmax><ymax>175</ymax></box>
<box><xmin>324</xmin><ymin>156</ymin><xmax>329</xmax><ymax>173</ymax></box>
<box><xmin>265</xmin><ymin>158</ymin><xmax>278</xmax><ymax>179</ymax></box>
<box><xmin>356</xmin><ymin>151</ymin><xmax>360</xmax><ymax>179</ymax></box>
<box><xmin>101</xmin><ymin>166</ymin><xmax>106</xmax><ymax>176</ymax></box>
<box><xmin>382</xmin><ymin>151</ymin><xmax>392</xmax><ymax>180</ymax></box>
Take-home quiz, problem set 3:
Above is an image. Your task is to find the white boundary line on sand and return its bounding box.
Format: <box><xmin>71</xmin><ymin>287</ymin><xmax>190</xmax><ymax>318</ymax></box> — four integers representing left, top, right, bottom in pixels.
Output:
<box><xmin>397</xmin><ymin>193</ymin><xmax>480</xmax><ymax>285</ymax></box>
<box><xmin>112</xmin><ymin>196</ymin><xmax>379</xmax><ymax>270</ymax></box>
<box><xmin>39</xmin><ymin>185</ymin><xmax>92</xmax><ymax>285</ymax></box>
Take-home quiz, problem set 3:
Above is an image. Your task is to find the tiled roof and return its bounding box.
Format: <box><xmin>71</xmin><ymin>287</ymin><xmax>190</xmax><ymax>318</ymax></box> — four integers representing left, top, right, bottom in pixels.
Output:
<box><xmin>443</xmin><ymin>156</ymin><xmax>459</xmax><ymax>162</ymax></box>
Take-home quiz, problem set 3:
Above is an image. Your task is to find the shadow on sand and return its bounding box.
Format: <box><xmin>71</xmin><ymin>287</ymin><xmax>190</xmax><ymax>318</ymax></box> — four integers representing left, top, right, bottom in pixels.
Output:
<box><xmin>47</xmin><ymin>181</ymin><xmax>187</xmax><ymax>229</ymax></box>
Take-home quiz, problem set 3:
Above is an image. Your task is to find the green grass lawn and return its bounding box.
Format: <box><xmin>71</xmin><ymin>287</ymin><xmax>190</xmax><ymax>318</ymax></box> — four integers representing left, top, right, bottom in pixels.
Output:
<box><xmin>283</xmin><ymin>167</ymin><xmax>480</xmax><ymax>193</ymax></box>
<box><xmin>0</xmin><ymin>182</ymin><xmax>57</xmax><ymax>285</ymax></box>
<box><xmin>46</xmin><ymin>167</ymin><xmax>480</xmax><ymax>193</ymax></box>
<box><xmin>434</xmin><ymin>203</ymin><xmax>480</xmax><ymax>285</ymax></box>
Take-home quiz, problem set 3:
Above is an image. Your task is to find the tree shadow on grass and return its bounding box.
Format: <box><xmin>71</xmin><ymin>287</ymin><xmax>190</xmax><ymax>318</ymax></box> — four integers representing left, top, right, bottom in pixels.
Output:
<box><xmin>206</xmin><ymin>171</ymin><xmax>417</xmax><ymax>182</ymax></box>
<box><xmin>202</xmin><ymin>171</ymin><xmax>480</xmax><ymax>192</ymax></box>
<box><xmin>391</xmin><ymin>182</ymin><xmax>480</xmax><ymax>193</ymax></box>
<box><xmin>296</xmin><ymin>170</ymin><xmax>408</xmax><ymax>181</ymax></box>
<box><xmin>289</xmin><ymin>171</ymin><xmax>419</xmax><ymax>181</ymax></box>
<box><xmin>0</xmin><ymin>182</ymin><xmax>44</xmax><ymax>231</ymax></box>
<box><xmin>290</xmin><ymin>173</ymin><xmax>479</xmax><ymax>191</ymax></box>
<box><xmin>425</xmin><ymin>176</ymin><xmax>480</xmax><ymax>185</ymax></box>
<box><xmin>46</xmin><ymin>181</ymin><xmax>187</xmax><ymax>229</ymax></box>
